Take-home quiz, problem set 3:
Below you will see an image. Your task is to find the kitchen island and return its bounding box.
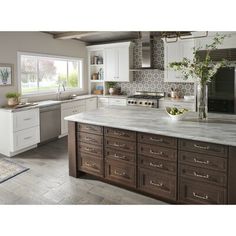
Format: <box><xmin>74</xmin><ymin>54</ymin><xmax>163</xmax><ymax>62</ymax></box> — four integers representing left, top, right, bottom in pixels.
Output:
<box><xmin>65</xmin><ymin>106</ymin><xmax>236</xmax><ymax>204</ymax></box>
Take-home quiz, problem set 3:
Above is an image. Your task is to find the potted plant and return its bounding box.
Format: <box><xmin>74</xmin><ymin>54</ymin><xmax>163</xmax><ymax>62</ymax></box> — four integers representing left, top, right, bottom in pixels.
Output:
<box><xmin>6</xmin><ymin>92</ymin><xmax>21</xmax><ymax>106</ymax></box>
<box><xmin>169</xmin><ymin>34</ymin><xmax>227</xmax><ymax>120</ymax></box>
<box><xmin>107</xmin><ymin>82</ymin><xmax>117</xmax><ymax>95</ymax></box>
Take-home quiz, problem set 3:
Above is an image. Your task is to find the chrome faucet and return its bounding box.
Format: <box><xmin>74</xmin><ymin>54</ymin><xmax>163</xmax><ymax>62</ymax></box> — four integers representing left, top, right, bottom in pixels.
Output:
<box><xmin>57</xmin><ymin>83</ymin><xmax>66</xmax><ymax>100</ymax></box>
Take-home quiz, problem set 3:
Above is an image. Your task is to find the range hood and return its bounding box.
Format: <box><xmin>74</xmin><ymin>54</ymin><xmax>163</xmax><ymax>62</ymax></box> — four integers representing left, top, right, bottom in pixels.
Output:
<box><xmin>141</xmin><ymin>32</ymin><xmax>152</xmax><ymax>68</ymax></box>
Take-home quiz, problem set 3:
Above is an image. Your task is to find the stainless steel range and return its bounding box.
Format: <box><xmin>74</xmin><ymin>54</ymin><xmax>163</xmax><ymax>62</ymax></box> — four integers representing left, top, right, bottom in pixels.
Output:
<box><xmin>127</xmin><ymin>91</ymin><xmax>165</xmax><ymax>108</ymax></box>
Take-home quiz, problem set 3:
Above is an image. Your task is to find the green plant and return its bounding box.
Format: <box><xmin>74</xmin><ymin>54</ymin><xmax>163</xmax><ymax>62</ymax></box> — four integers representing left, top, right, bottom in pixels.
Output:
<box><xmin>107</xmin><ymin>82</ymin><xmax>117</xmax><ymax>88</ymax></box>
<box><xmin>6</xmin><ymin>92</ymin><xmax>21</xmax><ymax>99</ymax></box>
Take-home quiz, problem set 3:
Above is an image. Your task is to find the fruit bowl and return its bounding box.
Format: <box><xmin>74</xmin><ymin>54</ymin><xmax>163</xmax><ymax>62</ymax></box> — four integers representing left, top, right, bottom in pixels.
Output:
<box><xmin>165</xmin><ymin>107</ymin><xmax>188</xmax><ymax>121</ymax></box>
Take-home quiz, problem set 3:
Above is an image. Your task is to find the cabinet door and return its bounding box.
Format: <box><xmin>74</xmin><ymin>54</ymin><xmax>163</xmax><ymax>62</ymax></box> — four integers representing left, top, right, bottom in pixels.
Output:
<box><xmin>104</xmin><ymin>48</ymin><xmax>118</xmax><ymax>81</ymax></box>
<box><xmin>117</xmin><ymin>47</ymin><xmax>130</xmax><ymax>82</ymax></box>
<box><xmin>61</xmin><ymin>107</ymin><xmax>74</xmax><ymax>135</ymax></box>
<box><xmin>86</xmin><ymin>98</ymin><xmax>97</xmax><ymax>111</ymax></box>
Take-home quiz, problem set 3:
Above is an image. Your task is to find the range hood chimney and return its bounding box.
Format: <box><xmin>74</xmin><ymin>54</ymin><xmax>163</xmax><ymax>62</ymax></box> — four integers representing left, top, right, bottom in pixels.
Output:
<box><xmin>141</xmin><ymin>32</ymin><xmax>151</xmax><ymax>68</ymax></box>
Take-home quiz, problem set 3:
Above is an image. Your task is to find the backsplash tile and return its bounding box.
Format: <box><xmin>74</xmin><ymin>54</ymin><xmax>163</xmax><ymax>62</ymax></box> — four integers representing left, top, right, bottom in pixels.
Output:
<box><xmin>117</xmin><ymin>38</ymin><xmax>195</xmax><ymax>96</ymax></box>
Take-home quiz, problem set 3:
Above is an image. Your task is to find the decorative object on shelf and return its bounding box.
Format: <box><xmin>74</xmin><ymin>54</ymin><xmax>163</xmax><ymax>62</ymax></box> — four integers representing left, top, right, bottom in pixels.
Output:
<box><xmin>169</xmin><ymin>34</ymin><xmax>227</xmax><ymax>120</ymax></box>
<box><xmin>6</xmin><ymin>92</ymin><xmax>21</xmax><ymax>106</ymax></box>
<box><xmin>107</xmin><ymin>82</ymin><xmax>117</xmax><ymax>95</ymax></box>
<box><xmin>97</xmin><ymin>56</ymin><xmax>103</xmax><ymax>64</ymax></box>
<box><xmin>97</xmin><ymin>68</ymin><xmax>104</xmax><ymax>80</ymax></box>
<box><xmin>91</xmin><ymin>73</ymin><xmax>98</xmax><ymax>80</ymax></box>
<box><xmin>0</xmin><ymin>64</ymin><xmax>13</xmax><ymax>86</ymax></box>
<box><xmin>93</xmin><ymin>85</ymin><xmax>104</xmax><ymax>95</ymax></box>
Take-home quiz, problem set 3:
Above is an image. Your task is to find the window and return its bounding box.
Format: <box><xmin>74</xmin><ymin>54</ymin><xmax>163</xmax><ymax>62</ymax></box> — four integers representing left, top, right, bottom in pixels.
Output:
<box><xmin>19</xmin><ymin>53</ymin><xmax>83</xmax><ymax>95</ymax></box>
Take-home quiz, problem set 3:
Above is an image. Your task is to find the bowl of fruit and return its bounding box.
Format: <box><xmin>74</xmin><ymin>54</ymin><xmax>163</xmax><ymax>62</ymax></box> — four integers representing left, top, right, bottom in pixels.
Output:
<box><xmin>165</xmin><ymin>107</ymin><xmax>188</xmax><ymax>121</ymax></box>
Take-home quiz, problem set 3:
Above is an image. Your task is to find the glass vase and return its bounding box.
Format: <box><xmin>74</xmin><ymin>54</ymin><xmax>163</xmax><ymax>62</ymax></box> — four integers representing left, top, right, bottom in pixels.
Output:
<box><xmin>197</xmin><ymin>82</ymin><xmax>208</xmax><ymax>120</ymax></box>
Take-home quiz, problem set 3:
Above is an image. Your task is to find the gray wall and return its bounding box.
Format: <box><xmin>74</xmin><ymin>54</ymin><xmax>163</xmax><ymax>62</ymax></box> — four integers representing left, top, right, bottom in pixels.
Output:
<box><xmin>0</xmin><ymin>32</ymin><xmax>88</xmax><ymax>106</ymax></box>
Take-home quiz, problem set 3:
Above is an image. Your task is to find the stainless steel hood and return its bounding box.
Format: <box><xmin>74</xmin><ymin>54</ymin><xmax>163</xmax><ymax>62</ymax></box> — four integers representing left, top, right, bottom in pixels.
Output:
<box><xmin>141</xmin><ymin>32</ymin><xmax>151</xmax><ymax>68</ymax></box>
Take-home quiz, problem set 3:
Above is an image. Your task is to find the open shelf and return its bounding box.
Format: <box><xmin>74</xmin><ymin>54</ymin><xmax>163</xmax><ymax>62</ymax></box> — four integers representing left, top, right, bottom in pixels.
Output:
<box><xmin>90</xmin><ymin>80</ymin><xmax>104</xmax><ymax>83</ymax></box>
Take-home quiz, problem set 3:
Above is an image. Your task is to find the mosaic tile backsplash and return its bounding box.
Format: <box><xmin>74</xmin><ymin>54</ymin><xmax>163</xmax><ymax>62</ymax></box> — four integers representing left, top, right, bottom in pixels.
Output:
<box><xmin>117</xmin><ymin>38</ymin><xmax>195</xmax><ymax>97</ymax></box>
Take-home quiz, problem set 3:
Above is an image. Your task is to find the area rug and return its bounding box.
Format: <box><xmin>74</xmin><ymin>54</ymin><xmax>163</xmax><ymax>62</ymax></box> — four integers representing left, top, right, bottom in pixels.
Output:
<box><xmin>0</xmin><ymin>158</ymin><xmax>29</xmax><ymax>183</ymax></box>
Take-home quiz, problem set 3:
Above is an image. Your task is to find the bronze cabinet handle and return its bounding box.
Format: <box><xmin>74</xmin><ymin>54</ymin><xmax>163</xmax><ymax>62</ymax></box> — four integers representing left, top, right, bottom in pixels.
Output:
<box><xmin>113</xmin><ymin>142</ymin><xmax>126</xmax><ymax>148</ymax></box>
<box><xmin>84</xmin><ymin>162</ymin><xmax>96</xmax><ymax>168</ymax></box>
<box><xmin>150</xmin><ymin>150</ymin><xmax>163</xmax><ymax>155</ymax></box>
<box><xmin>114</xmin><ymin>170</ymin><xmax>126</xmax><ymax>177</ymax></box>
<box><xmin>113</xmin><ymin>131</ymin><xmax>126</xmax><ymax>136</ymax></box>
<box><xmin>114</xmin><ymin>153</ymin><xmax>126</xmax><ymax>160</ymax></box>
<box><xmin>149</xmin><ymin>137</ymin><xmax>163</xmax><ymax>142</ymax></box>
<box><xmin>84</xmin><ymin>147</ymin><xmax>95</xmax><ymax>152</ymax></box>
<box><xmin>193</xmin><ymin>192</ymin><xmax>209</xmax><ymax>200</ymax></box>
<box><xmin>194</xmin><ymin>144</ymin><xmax>210</xmax><ymax>150</ymax></box>
<box><xmin>193</xmin><ymin>171</ymin><xmax>209</xmax><ymax>179</ymax></box>
<box><xmin>23</xmin><ymin>118</ymin><xmax>32</xmax><ymax>121</ymax></box>
<box><xmin>84</xmin><ymin>137</ymin><xmax>96</xmax><ymax>142</ymax></box>
<box><xmin>194</xmin><ymin>158</ymin><xmax>209</xmax><ymax>165</ymax></box>
<box><xmin>24</xmin><ymin>136</ymin><xmax>32</xmax><ymax>140</ymax></box>
<box><xmin>149</xmin><ymin>162</ymin><xmax>163</xmax><ymax>168</ymax></box>
<box><xmin>149</xmin><ymin>180</ymin><xmax>163</xmax><ymax>187</ymax></box>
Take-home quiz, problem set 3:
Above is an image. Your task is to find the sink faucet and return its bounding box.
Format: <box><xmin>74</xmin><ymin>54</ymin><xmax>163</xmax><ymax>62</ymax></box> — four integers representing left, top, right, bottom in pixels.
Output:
<box><xmin>57</xmin><ymin>83</ymin><xmax>66</xmax><ymax>100</ymax></box>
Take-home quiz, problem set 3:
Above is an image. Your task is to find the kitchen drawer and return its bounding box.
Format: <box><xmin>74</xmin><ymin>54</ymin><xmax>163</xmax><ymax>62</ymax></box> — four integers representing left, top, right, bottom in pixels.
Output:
<box><xmin>78</xmin><ymin>142</ymin><xmax>103</xmax><ymax>158</ymax></box>
<box><xmin>139</xmin><ymin>155</ymin><xmax>176</xmax><ymax>175</ymax></box>
<box><xmin>179</xmin><ymin>151</ymin><xmax>227</xmax><ymax>172</ymax></box>
<box><xmin>78</xmin><ymin>132</ymin><xmax>103</xmax><ymax>146</ymax></box>
<box><xmin>108</xmin><ymin>98</ymin><xmax>127</xmax><ymax>106</ymax></box>
<box><xmin>159</xmin><ymin>100</ymin><xmax>195</xmax><ymax>111</ymax></box>
<box><xmin>138</xmin><ymin>132</ymin><xmax>177</xmax><ymax>148</ymax></box>
<box><xmin>179</xmin><ymin>179</ymin><xmax>227</xmax><ymax>204</ymax></box>
<box><xmin>13</xmin><ymin>126</ymin><xmax>40</xmax><ymax>151</ymax></box>
<box><xmin>105</xmin><ymin>147</ymin><xmax>136</xmax><ymax>163</ymax></box>
<box><xmin>13</xmin><ymin>108</ymin><xmax>39</xmax><ymax>132</ymax></box>
<box><xmin>138</xmin><ymin>168</ymin><xmax>177</xmax><ymax>201</ymax></box>
<box><xmin>78</xmin><ymin>153</ymin><xmax>103</xmax><ymax>177</ymax></box>
<box><xmin>105</xmin><ymin>159</ymin><xmax>136</xmax><ymax>187</ymax></box>
<box><xmin>105</xmin><ymin>137</ymin><xmax>136</xmax><ymax>154</ymax></box>
<box><xmin>179</xmin><ymin>164</ymin><xmax>227</xmax><ymax>187</ymax></box>
<box><xmin>179</xmin><ymin>139</ymin><xmax>228</xmax><ymax>158</ymax></box>
<box><xmin>138</xmin><ymin>143</ymin><xmax>177</xmax><ymax>162</ymax></box>
<box><xmin>105</xmin><ymin>127</ymin><xmax>136</xmax><ymax>141</ymax></box>
<box><xmin>78</xmin><ymin>123</ymin><xmax>103</xmax><ymax>135</ymax></box>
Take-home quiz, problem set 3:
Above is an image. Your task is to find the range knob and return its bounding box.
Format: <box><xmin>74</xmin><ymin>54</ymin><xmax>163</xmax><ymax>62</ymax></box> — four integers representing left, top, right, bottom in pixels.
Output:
<box><xmin>148</xmin><ymin>102</ymin><xmax>151</xmax><ymax>105</ymax></box>
<box><xmin>134</xmin><ymin>101</ymin><xmax>137</xmax><ymax>104</ymax></box>
<box><xmin>145</xmin><ymin>102</ymin><xmax>148</xmax><ymax>105</ymax></box>
<box><xmin>131</xmin><ymin>101</ymin><xmax>134</xmax><ymax>104</ymax></box>
<box><xmin>152</xmin><ymin>102</ymin><xmax>154</xmax><ymax>106</ymax></box>
<box><xmin>128</xmin><ymin>101</ymin><xmax>131</xmax><ymax>104</ymax></box>
<box><xmin>139</xmin><ymin>102</ymin><xmax>142</xmax><ymax>105</ymax></box>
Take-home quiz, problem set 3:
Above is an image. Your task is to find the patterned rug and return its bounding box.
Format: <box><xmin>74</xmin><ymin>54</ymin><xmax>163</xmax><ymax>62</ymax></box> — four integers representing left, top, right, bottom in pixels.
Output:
<box><xmin>0</xmin><ymin>158</ymin><xmax>29</xmax><ymax>183</ymax></box>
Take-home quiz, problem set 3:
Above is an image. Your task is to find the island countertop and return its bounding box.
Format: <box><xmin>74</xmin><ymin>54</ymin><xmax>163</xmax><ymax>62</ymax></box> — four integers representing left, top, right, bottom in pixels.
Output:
<box><xmin>65</xmin><ymin>106</ymin><xmax>236</xmax><ymax>147</ymax></box>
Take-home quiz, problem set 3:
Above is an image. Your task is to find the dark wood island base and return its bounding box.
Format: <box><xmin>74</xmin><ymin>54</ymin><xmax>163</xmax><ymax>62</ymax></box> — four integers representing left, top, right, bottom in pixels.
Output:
<box><xmin>68</xmin><ymin>121</ymin><xmax>236</xmax><ymax>204</ymax></box>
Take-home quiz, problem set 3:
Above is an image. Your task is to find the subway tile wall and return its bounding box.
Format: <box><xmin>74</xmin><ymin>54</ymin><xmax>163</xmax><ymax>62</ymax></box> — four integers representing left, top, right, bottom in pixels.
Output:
<box><xmin>117</xmin><ymin>38</ymin><xmax>195</xmax><ymax>96</ymax></box>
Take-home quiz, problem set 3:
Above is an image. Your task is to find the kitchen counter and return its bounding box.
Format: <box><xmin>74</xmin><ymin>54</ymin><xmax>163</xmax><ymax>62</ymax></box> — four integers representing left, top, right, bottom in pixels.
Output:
<box><xmin>65</xmin><ymin>106</ymin><xmax>236</xmax><ymax>146</ymax></box>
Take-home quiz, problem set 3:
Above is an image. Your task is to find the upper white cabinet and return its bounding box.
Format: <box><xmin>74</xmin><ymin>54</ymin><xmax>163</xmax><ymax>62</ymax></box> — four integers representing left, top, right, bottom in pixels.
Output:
<box><xmin>163</xmin><ymin>39</ymin><xmax>195</xmax><ymax>83</ymax></box>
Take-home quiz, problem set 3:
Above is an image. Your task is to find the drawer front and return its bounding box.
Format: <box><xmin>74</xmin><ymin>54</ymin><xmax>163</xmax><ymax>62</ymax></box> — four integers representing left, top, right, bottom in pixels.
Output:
<box><xmin>105</xmin><ymin>160</ymin><xmax>136</xmax><ymax>187</ymax></box>
<box><xmin>179</xmin><ymin>179</ymin><xmax>227</xmax><ymax>204</ymax></box>
<box><xmin>108</xmin><ymin>98</ymin><xmax>127</xmax><ymax>106</ymax></box>
<box><xmin>79</xmin><ymin>153</ymin><xmax>103</xmax><ymax>177</ymax></box>
<box><xmin>138</xmin><ymin>168</ymin><xmax>177</xmax><ymax>201</ymax></box>
<box><xmin>78</xmin><ymin>142</ymin><xmax>103</xmax><ymax>158</ymax></box>
<box><xmin>105</xmin><ymin>127</ymin><xmax>136</xmax><ymax>141</ymax></box>
<box><xmin>78</xmin><ymin>132</ymin><xmax>103</xmax><ymax>146</ymax></box>
<box><xmin>105</xmin><ymin>137</ymin><xmax>136</xmax><ymax>154</ymax></box>
<box><xmin>13</xmin><ymin>126</ymin><xmax>40</xmax><ymax>151</ymax></box>
<box><xmin>179</xmin><ymin>151</ymin><xmax>227</xmax><ymax>172</ymax></box>
<box><xmin>179</xmin><ymin>139</ymin><xmax>227</xmax><ymax>158</ymax></box>
<box><xmin>138</xmin><ymin>143</ymin><xmax>177</xmax><ymax>161</ymax></box>
<box><xmin>139</xmin><ymin>155</ymin><xmax>176</xmax><ymax>175</ymax></box>
<box><xmin>105</xmin><ymin>148</ymin><xmax>136</xmax><ymax>163</ymax></box>
<box><xmin>13</xmin><ymin>108</ymin><xmax>39</xmax><ymax>132</ymax></box>
<box><xmin>78</xmin><ymin>123</ymin><xmax>103</xmax><ymax>135</ymax></box>
<box><xmin>138</xmin><ymin>133</ymin><xmax>177</xmax><ymax>148</ymax></box>
<box><xmin>179</xmin><ymin>164</ymin><xmax>227</xmax><ymax>187</ymax></box>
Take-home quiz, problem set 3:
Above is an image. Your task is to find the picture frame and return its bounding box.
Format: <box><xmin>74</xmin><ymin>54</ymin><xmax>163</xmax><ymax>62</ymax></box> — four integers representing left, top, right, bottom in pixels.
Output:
<box><xmin>0</xmin><ymin>63</ymin><xmax>13</xmax><ymax>86</ymax></box>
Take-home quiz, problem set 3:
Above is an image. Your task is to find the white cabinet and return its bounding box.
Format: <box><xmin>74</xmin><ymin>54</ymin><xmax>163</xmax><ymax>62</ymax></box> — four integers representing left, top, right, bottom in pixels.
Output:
<box><xmin>0</xmin><ymin>108</ymin><xmax>40</xmax><ymax>157</ymax></box>
<box><xmin>108</xmin><ymin>98</ymin><xmax>127</xmax><ymax>106</ymax></box>
<box><xmin>98</xmin><ymin>97</ymin><xmax>109</xmax><ymax>107</ymax></box>
<box><xmin>164</xmin><ymin>39</ymin><xmax>195</xmax><ymax>83</ymax></box>
<box><xmin>85</xmin><ymin>97</ymin><xmax>97</xmax><ymax>111</ymax></box>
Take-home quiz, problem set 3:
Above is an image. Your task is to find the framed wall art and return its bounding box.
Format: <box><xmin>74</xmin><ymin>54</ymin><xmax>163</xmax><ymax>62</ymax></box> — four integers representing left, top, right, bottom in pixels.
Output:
<box><xmin>0</xmin><ymin>64</ymin><xmax>13</xmax><ymax>86</ymax></box>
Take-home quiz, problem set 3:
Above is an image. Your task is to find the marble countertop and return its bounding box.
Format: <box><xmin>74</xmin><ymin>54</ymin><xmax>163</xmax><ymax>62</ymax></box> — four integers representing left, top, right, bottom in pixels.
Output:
<box><xmin>65</xmin><ymin>106</ymin><xmax>236</xmax><ymax>147</ymax></box>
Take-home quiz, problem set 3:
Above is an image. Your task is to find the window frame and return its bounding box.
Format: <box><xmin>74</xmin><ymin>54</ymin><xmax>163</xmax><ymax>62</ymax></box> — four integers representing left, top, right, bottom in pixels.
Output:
<box><xmin>17</xmin><ymin>51</ymin><xmax>85</xmax><ymax>97</ymax></box>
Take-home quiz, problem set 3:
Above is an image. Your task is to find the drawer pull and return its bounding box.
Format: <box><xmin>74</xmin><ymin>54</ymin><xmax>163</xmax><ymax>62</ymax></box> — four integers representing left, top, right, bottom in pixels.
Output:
<box><xmin>114</xmin><ymin>170</ymin><xmax>126</xmax><ymax>177</ymax></box>
<box><xmin>24</xmin><ymin>118</ymin><xmax>32</xmax><ymax>121</ymax></box>
<box><xmin>114</xmin><ymin>153</ymin><xmax>126</xmax><ymax>160</ymax></box>
<box><xmin>113</xmin><ymin>142</ymin><xmax>126</xmax><ymax>148</ymax></box>
<box><xmin>84</xmin><ymin>162</ymin><xmax>96</xmax><ymax>168</ymax></box>
<box><xmin>150</xmin><ymin>180</ymin><xmax>163</xmax><ymax>187</ymax></box>
<box><xmin>24</xmin><ymin>136</ymin><xmax>32</xmax><ymax>140</ymax></box>
<box><xmin>149</xmin><ymin>162</ymin><xmax>163</xmax><ymax>168</ymax></box>
<box><xmin>84</xmin><ymin>137</ymin><xmax>96</xmax><ymax>142</ymax></box>
<box><xmin>194</xmin><ymin>144</ymin><xmax>210</xmax><ymax>150</ymax></box>
<box><xmin>194</xmin><ymin>158</ymin><xmax>209</xmax><ymax>165</ymax></box>
<box><xmin>85</xmin><ymin>126</ymin><xmax>96</xmax><ymax>131</ymax></box>
<box><xmin>84</xmin><ymin>147</ymin><xmax>95</xmax><ymax>152</ymax></box>
<box><xmin>113</xmin><ymin>131</ymin><xmax>126</xmax><ymax>136</ymax></box>
<box><xmin>150</xmin><ymin>150</ymin><xmax>163</xmax><ymax>156</ymax></box>
<box><xmin>149</xmin><ymin>137</ymin><xmax>163</xmax><ymax>142</ymax></box>
<box><xmin>193</xmin><ymin>192</ymin><xmax>209</xmax><ymax>200</ymax></box>
<box><xmin>193</xmin><ymin>171</ymin><xmax>209</xmax><ymax>179</ymax></box>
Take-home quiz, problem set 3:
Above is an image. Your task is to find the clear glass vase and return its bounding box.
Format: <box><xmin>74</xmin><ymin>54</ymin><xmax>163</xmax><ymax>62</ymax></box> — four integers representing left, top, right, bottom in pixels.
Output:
<box><xmin>197</xmin><ymin>83</ymin><xmax>208</xmax><ymax>120</ymax></box>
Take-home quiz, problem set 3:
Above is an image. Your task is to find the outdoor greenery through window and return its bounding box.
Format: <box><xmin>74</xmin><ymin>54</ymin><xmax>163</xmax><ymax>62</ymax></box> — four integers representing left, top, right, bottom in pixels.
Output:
<box><xmin>19</xmin><ymin>53</ymin><xmax>83</xmax><ymax>95</ymax></box>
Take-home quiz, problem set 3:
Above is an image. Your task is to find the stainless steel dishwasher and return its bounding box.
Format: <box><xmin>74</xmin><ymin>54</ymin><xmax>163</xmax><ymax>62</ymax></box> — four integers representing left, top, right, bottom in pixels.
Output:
<box><xmin>40</xmin><ymin>104</ymin><xmax>61</xmax><ymax>143</ymax></box>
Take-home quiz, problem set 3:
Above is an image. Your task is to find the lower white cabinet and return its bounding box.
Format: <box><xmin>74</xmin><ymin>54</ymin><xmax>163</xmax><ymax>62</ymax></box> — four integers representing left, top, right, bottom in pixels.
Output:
<box><xmin>86</xmin><ymin>97</ymin><xmax>98</xmax><ymax>111</ymax></box>
<box><xmin>98</xmin><ymin>97</ymin><xmax>109</xmax><ymax>107</ymax></box>
<box><xmin>98</xmin><ymin>97</ymin><xmax>127</xmax><ymax>107</ymax></box>
<box><xmin>0</xmin><ymin>108</ymin><xmax>40</xmax><ymax>157</ymax></box>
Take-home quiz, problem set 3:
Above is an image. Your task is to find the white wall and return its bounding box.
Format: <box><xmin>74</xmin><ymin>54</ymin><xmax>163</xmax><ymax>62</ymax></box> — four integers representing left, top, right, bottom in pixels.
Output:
<box><xmin>0</xmin><ymin>32</ymin><xmax>88</xmax><ymax>106</ymax></box>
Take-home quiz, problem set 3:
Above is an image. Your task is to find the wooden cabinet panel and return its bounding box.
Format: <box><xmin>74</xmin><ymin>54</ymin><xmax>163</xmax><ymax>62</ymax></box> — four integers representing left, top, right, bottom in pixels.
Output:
<box><xmin>138</xmin><ymin>143</ymin><xmax>177</xmax><ymax>161</ymax></box>
<box><xmin>138</xmin><ymin>168</ymin><xmax>177</xmax><ymax>201</ymax></box>
<box><xmin>105</xmin><ymin>127</ymin><xmax>136</xmax><ymax>141</ymax></box>
<box><xmin>139</xmin><ymin>155</ymin><xmax>176</xmax><ymax>175</ymax></box>
<box><xmin>78</xmin><ymin>142</ymin><xmax>103</xmax><ymax>158</ymax></box>
<box><xmin>78</xmin><ymin>132</ymin><xmax>103</xmax><ymax>146</ymax></box>
<box><xmin>78</xmin><ymin>123</ymin><xmax>103</xmax><ymax>135</ymax></box>
<box><xmin>179</xmin><ymin>151</ymin><xmax>227</xmax><ymax>172</ymax></box>
<box><xmin>138</xmin><ymin>132</ymin><xmax>177</xmax><ymax>148</ymax></box>
<box><xmin>179</xmin><ymin>179</ymin><xmax>227</xmax><ymax>204</ymax></box>
<box><xmin>105</xmin><ymin>159</ymin><xmax>136</xmax><ymax>187</ymax></box>
<box><xmin>105</xmin><ymin>137</ymin><xmax>136</xmax><ymax>154</ymax></box>
<box><xmin>179</xmin><ymin>164</ymin><xmax>227</xmax><ymax>187</ymax></box>
<box><xmin>105</xmin><ymin>147</ymin><xmax>136</xmax><ymax>163</ymax></box>
<box><xmin>179</xmin><ymin>139</ymin><xmax>228</xmax><ymax>158</ymax></box>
